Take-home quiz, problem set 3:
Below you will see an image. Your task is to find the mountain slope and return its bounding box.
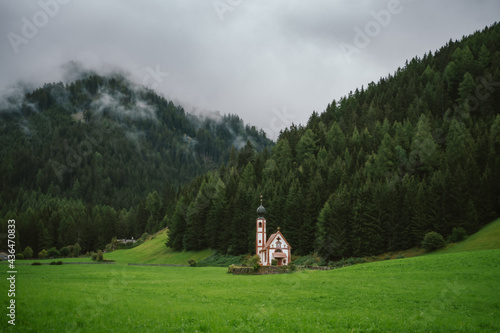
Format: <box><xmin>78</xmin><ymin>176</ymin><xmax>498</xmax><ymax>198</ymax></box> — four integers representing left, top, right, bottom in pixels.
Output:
<box><xmin>0</xmin><ymin>73</ymin><xmax>273</xmax><ymax>254</ymax></box>
<box><xmin>167</xmin><ymin>22</ymin><xmax>500</xmax><ymax>258</ymax></box>
<box><xmin>0</xmin><ymin>74</ymin><xmax>272</xmax><ymax>210</ymax></box>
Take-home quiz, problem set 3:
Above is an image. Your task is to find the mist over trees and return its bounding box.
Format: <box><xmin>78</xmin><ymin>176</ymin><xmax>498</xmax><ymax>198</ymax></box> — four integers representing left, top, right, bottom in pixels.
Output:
<box><xmin>0</xmin><ymin>74</ymin><xmax>272</xmax><ymax>254</ymax></box>
<box><xmin>2</xmin><ymin>23</ymin><xmax>500</xmax><ymax>259</ymax></box>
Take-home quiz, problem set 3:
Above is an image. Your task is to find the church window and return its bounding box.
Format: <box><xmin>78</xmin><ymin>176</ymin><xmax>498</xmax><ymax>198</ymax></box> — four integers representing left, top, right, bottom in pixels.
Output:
<box><xmin>276</xmin><ymin>240</ymin><xmax>281</xmax><ymax>248</ymax></box>
<box><xmin>259</xmin><ymin>240</ymin><xmax>261</xmax><ymax>244</ymax></box>
<box><xmin>258</xmin><ymin>222</ymin><xmax>262</xmax><ymax>228</ymax></box>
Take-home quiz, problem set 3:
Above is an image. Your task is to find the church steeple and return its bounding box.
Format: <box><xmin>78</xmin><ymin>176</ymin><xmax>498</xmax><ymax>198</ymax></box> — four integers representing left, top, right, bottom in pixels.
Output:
<box><xmin>256</xmin><ymin>195</ymin><xmax>267</xmax><ymax>259</ymax></box>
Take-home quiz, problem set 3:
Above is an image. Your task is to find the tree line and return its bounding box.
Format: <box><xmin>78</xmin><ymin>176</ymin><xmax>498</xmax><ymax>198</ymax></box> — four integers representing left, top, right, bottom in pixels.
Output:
<box><xmin>166</xmin><ymin>22</ymin><xmax>500</xmax><ymax>260</ymax></box>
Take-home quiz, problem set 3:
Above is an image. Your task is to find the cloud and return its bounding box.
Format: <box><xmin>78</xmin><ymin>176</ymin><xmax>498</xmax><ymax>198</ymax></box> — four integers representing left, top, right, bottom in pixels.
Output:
<box><xmin>1</xmin><ymin>0</ymin><xmax>499</xmax><ymax>137</ymax></box>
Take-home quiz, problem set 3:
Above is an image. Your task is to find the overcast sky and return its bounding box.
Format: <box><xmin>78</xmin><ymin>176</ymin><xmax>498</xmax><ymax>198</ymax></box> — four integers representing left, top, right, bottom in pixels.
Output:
<box><xmin>1</xmin><ymin>0</ymin><xmax>499</xmax><ymax>140</ymax></box>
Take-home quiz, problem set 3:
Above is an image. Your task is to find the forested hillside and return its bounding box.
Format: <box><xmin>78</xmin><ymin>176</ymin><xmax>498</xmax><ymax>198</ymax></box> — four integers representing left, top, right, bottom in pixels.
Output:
<box><xmin>0</xmin><ymin>74</ymin><xmax>272</xmax><ymax>253</ymax></box>
<box><xmin>167</xmin><ymin>23</ymin><xmax>500</xmax><ymax>260</ymax></box>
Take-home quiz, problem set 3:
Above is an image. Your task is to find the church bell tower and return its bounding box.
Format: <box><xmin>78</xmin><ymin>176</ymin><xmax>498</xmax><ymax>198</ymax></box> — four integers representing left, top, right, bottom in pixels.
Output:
<box><xmin>256</xmin><ymin>195</ymin><xmax>267</xmax><ymax>256</ymax></box>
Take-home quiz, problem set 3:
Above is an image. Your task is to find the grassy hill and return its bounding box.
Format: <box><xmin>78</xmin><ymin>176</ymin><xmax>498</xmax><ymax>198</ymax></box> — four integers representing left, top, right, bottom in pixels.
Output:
<box><xmin>104</xmin><ymin>229</ymin><xmax>214</xmax><ymax>265</ymax></box>
<box><xmin>440</xmin><ymin>218</ymin><xmax>500</xmax><ymax>254</ymax></box>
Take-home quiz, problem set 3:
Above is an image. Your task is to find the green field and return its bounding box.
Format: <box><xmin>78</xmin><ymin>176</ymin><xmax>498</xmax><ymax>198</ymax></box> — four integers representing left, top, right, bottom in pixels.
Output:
<box><xmin>104</xmin><ymin>229</ymin><xmax>214</xmax><ymax>265</ymax></box>
<box><xmin>2</xmin><ymin>249</ymin><xmax>499</xmax><ymax>332</ymax></box>
<box><xmin>3</xmin><ymin>220</ymin><xmax>500</xmax><ymax>332</ymax></box>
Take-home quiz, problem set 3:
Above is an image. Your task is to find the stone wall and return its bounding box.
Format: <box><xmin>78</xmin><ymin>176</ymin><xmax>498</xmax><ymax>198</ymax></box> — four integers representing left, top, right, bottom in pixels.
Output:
<box><xmin>228</xmin><ymin>266</ymin><xmax>292</xmax><ymax>275</ymax></box>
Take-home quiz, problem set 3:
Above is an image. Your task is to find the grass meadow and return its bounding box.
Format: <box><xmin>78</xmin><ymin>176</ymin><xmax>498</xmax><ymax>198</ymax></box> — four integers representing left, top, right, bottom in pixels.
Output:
<box><xmin>1</xmin><ymin>249</ymin><xmax>499</xmax><ymax>332</ymax></box>
<box><xmin>104</xmin><ymin>229</ymin><xmax>214</xmax><ymax>265</ymax></box>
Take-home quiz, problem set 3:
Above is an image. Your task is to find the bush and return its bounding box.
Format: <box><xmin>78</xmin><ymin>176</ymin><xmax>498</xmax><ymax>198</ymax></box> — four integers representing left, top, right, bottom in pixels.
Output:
<box><xmin>449</xmin><ymin>227</ymin><xmax>467</xmax><ymax>243</ymax></box>
<box><xmin>271</xmin><ymin>259</ymin><xmax>277</xmax><ymax>266</ymax></box>
<box><xmin>73</xmin><ymin>243</ymin><xmax>81</xmax><ymax>257</ymax></box>
<box><xmin>59</xmin><ymin>247</ymin><xmax>70</xmax><ymax>257</ymax></box>
<box><xmin>15</xmin><ymin>253</ymin><xmax>24</xmax><ymax>260</ymax></box>
<box><xmin>38</xmin><ymin>249</ymin><xmax>48</xmax><ymax>259</ymax></box>
<box><xmin>288</xmin><ymin>262</ymin><xmax>297</xmax><ymax>271</ymax></box>
<box><xmin>244</xmin><ymin>255</ymin><xmax>261</xmax><ymax>270</ymax></box>
<box><xmin>23</xmin><ymin>246</ymin><xmax>34</xmax><ymax>259</ymax></box>
<box><xmin>188</xmin><ymin>259</ymin><xmax>197</xmax><ymax>267</ymax></box>
<box><xmin>355</xmin><ymin>257</ymin><xmax>366</xmax><ymax>264</ymax></box>
<box><xmin>422</xmin><ymin>231</ymin><xmax>446</xmax><ymax>252</ymax></box>
<box><xmin>47</xmin><ymin>247</ymin><xmax>60</xmax><ymax>258</ymax></box>
<box><xmin>91</xmin><ymin>251</ymin><xmax>104</xmax><ymax>261</ymax></box>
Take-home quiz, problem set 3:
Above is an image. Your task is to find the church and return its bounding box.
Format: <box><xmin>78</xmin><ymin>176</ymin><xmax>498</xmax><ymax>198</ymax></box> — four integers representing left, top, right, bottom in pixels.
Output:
<box><xmin>255</xmin><ymin>198</ymin><xmax>291</xmax><ymax>266</ymax></box>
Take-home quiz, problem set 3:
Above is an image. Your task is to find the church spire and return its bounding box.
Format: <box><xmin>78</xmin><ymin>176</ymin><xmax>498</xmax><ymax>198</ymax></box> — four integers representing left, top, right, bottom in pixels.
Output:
<box><xmin>256</xmin><ymin>194</ymin><xmax>266</xmax><ymax>217</ymax></box>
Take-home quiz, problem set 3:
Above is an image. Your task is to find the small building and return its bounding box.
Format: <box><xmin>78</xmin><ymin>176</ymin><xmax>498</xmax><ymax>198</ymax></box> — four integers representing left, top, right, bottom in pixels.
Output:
<box><xmin>116</xmin><ymin>237</ymin><xmax>136</xmax><ymax>245</ymax></box>
<box><xmin>255</xmin><ymin>198</ymin><xmax>291</xmax><ymax>266</ymax></box>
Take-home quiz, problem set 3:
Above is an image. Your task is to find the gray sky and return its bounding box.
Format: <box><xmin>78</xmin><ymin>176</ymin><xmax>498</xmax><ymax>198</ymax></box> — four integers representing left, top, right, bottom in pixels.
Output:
<box><xmin>1</xmin><ymin>0</ymin><xmax>499</xmax><ymax>140</ymax></box>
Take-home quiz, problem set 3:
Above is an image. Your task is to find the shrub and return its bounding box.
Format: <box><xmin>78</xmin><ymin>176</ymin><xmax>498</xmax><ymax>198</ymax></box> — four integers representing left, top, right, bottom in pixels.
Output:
<box><xmin>288</xmin><ymin>262</ymin><xmax>297</xmax><ymax>271</ymax></box>
<box><xmin>47</xmin><ymin>247</ymin><xmax>60</xmax><ymax>258</ymax></box>
<box><xmin>97</xmin><ymin>250</ymin><xmax>103</xmax><ymax>261</ymax></box>
<box><xmin>422</xmin><ymin>231</ymin><xmax>446</xmax><ymax>252</ymax></box>
<box><xmin>38</xmin><ymin>249</ymin><xmax>48</xmax><ymax>259</ymax></box>
<box><xmin>227</xmin><ymin>264</ymin><xmax>236</xmax><ymax>274</ymax></box>
<box><xmin>91</xmin><ymin>252</ymin><xmax>97</xmax><ymax>261</ymax></box>
<box><xmin>449</xmin><ymin>227</ymin><xmax>467</xmax><ymax>243</ymax></box>
<box><xmin>73</xmin><ymin>243</ymin><xmax>82</xmax><ymax>257</ymax></box>
<box><xmin>396</xmin><ymin>254</ymin><xmax>405</xmax><ymax>259</ymax></box>
<box><xmin>50</xmin><ymin>261</ymin><xmax>57</xmax><ymax>265</ymax></box>
<box><xmin>59</xmin><ymin>247</ymin><xmax>70</xmax><ymax>257</ymax></box>
<box><xmin>244</xmin><ymin>255</ymin><xmax>261</xmax><ymax>270</ymax></box>
<box><xmin>31</xmin><ymin>262</ymin><xmax>42</xmax><ymax>265</ymax></box>
<box><xmin>355</xmin><ymin>257</ymin><xmax>366</xmax><ymax>264</ymax></box>
<box><xmin>23</xmin><ymin>246</ymin><xmax>34</xmax><ymax>259</ymax></box>
<box><xmin>271</xmin><ymin>259</ymin><xmax>277</xmax><ymax>266</ymax></box>
<box><xmin>188</xmin><ymin>259</ymin><xmax>197</xmax><ymax>267</ymax></box>
<box><xmin>15</xmin><ymin>253</ymin><xmax>24</xmax><ymax>260</ymax></box>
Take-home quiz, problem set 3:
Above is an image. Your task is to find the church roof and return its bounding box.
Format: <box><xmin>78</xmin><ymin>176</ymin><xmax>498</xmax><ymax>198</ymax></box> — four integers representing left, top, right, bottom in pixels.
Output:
<box><xmin>260</xmin><ymin>230</ymin><xmax>291</xmax><ymax>252</ymax></box>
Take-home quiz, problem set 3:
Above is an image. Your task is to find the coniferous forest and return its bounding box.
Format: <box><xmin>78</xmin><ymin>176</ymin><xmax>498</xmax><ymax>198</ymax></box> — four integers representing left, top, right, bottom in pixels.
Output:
<box><xmin>0</xmin><ymin>73</ymin><xmax>272</xmax><ymax>253</ymax></box>
<box><xmin>2</xmin><ymin>23</ymin><xmax>500</xmax><ymax>260</ymax></box>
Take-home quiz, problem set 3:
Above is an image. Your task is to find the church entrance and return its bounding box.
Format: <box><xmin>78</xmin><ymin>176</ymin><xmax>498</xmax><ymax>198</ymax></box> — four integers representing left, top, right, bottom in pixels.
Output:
<box><xmin>277</xmin><ymin>258</ymin><xmax>283</xmax><ymax>266</ymax></box>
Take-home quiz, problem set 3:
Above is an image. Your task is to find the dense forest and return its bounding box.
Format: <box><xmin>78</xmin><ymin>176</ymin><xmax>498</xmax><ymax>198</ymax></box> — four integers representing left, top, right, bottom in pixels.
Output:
<box><xmin>0</xmin><ymin>74</ymin><xmax>272</xmax><ymax>253</ymax></box>
<box><xmin>166</xmin><ymin>23</ymin><xmax>500</xmax><ymax>260</ymax></box>
<box><xmin>2</xmin><ymin>23</ymin><xmax>500</xmax><ymax>260</ymax></box>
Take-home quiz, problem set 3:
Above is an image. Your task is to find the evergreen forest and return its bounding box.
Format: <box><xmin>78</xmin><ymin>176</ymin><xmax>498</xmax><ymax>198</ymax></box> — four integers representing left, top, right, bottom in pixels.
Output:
<box><xmin>2</xmin><ymin>23</ymin><xmax>500</xmax><ymax>260</ymax></box>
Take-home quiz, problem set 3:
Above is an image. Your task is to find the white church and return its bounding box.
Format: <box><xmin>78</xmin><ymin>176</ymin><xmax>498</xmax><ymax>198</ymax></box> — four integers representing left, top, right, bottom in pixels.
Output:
<box><xmin>255</xmin><ymin>197</ymin><xmax>291</xmax><ymax>266</ymax></box>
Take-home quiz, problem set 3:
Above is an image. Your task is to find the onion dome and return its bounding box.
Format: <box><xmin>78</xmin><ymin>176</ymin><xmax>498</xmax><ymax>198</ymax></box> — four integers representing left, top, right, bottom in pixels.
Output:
<box><xmin>256</xmin><ymin>204</ymin><xmax>266</xmax><ymax>217</ymax></box>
